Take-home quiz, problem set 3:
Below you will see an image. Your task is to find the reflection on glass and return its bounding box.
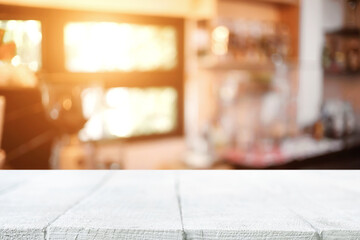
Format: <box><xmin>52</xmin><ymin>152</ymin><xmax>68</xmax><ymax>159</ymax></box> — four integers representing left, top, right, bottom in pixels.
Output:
<box><xmin>212</xmin><ymin>26</ymin><xmax>229</xmax><ymax>55</ymax></box>
<box><xmin>64</xmin><ymin>22</ymin><xmax>177</xmax><ymax>72</ymax></box>
<box><xmin>0</xmin><ymin>20</ymin><xmax>42</xmax><ymax>71</ymax></box>
<box><xmin>80</xmin><ymin>87</ymin><xmax>177</xmax><ymax>140</ymax></box>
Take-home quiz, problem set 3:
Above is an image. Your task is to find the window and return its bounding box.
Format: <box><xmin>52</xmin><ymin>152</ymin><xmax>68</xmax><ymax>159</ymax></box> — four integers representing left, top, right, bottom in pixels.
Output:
<box><xmin>64</xmin><ymin>22</ymin><xmax>177</xmax><ymax>72</ymax></box>
<box><xmin>103</xmin><ymin>87</ymin><xmax>177</xmax><ymax>137</ymax></box>
<box><xmin>0</xmin><ymin>4</ymin><xmax>184</xmax><ymax>140</ymax></box>
<box><xmin>0</xmin><ymin>20</ymin><xmax>42</xmax><ymax>71</ymax></box>
<box><xmin>80</xmin><ymin>87</ymin><xmax>177</xmax><ymax>140</ymax></box>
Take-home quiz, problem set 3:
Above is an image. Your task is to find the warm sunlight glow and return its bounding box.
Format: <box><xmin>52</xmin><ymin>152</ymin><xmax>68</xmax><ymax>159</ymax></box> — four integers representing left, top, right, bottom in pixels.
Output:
<box><xmin>0</xmin><ymin>20</ymin><xmax>42</xmax><ymax>71</ymax></box>
<box><xmin>211</xmin><ymin>26</ymin><xmax>229</xmax><ymax>55</ymax></box>
<box><xmin>64</xmin><ymin>22</ymin><xmax>177</xmax><ymax>72</ymax></box>
<box><xmin>104</xmin><ymin>87</ymin><xmax>177</xmax><ymax>137</ymax></box>
<box><xmin>81</xmin><ymin>87</ymin><xmax>177</xmax><ymax>140</ymax></box>
<box><xmin>105</xmin><ymin>88</ymin><xmax>133</xmax><ymax>137</ymax></box>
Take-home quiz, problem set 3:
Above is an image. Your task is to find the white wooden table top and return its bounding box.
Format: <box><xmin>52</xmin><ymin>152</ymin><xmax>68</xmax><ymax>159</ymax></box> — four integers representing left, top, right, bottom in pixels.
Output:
<box><xmin>0</xmin><ymin>171</ymin><xmax>359</xmax><ymax>240</ymax></box>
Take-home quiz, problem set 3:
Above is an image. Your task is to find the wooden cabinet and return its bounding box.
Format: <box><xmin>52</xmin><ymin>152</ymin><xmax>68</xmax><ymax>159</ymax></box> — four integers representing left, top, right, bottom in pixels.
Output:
<box><xmin>0</xmin><ymin>88</ymin><xmax>55</xmax><ymax>169</ymax></box>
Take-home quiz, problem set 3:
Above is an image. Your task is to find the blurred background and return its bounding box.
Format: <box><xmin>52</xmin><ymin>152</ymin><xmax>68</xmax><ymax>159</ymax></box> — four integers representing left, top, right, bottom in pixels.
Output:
<box><xmin>0</xmin><ymin>0</ymin><xmax>359</xmax><ymax>169</ymax></box>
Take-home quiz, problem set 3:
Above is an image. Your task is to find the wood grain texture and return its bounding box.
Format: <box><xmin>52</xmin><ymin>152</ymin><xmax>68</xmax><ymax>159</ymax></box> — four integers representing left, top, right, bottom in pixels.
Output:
<box><xmin>48</xmin><ymin>171</ymin><xmax>183</xmax><ymax>240</ymax></box>
<box><xmin>179</xmin><ymin>171</ymin><xmax>318</xmax><ymax>240</ymax></box>
<box><xmin>0</xmin><ymin>171</ymin><xmax>359</xmax><ymax>240</ymax></box>
<box><xmin>258</xmin><ymin>171</ymin><xmax>360</xmax><ymax>240</ymax></box>
<box><xmin>0</xmin><ymin>171</ymin><xmax>108</xmax><ymax>240</ymax></box>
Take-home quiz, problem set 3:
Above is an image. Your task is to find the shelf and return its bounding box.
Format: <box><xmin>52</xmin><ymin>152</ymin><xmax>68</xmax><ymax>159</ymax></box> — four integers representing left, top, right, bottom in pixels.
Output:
<box><xmin>223</xmin><ymin>134</ymin><xmax>360</xmax><ymax>168</ymax></box>
<box><xmin>324</xmin><ymin>73</ymin><xmax>360</xmax><ymax>81</ymax></box>
<box><xmin>199</xmin><ymin>58</ymin><xmax>275</xmax><ymax>71</ymax></box>
<box><xmin>0</xmin><ymin>86</ymin><xmax>38</xmax><ymax>91</ymax></box>
<box><xmin>254</xmin><ymin>0</ymin><xmax>299</xmax><ymax>5</ymax></box>
<box><xmin>220</xmin><ymin>0</ymin><xmax>299</xmax><ymax>6</ymax></box>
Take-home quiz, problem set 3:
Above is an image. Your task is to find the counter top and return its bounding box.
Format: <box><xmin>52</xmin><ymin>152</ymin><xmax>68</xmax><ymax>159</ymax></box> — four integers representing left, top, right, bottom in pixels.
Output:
<box><xmin>224</xmin><ymin>135</ymin><xmax>360</xmax><ymax>168</ymax></box>
<box><xmin>0</xmin><ymin>171</ymin><xmax>359</xmax><ymax>239</ymax></box>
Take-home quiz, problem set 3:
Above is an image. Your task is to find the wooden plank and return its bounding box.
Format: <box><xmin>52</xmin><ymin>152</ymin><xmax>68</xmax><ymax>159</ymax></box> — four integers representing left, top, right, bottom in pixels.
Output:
<box><xmin>0</xmin><ymin>170</ymin><xmax>359</xmax><ymax>240</ymax></box>
<box><xmin>0</xmin><ymin>171</ymin><xmax>108</xmax><ymax>240</ymax></box>
<box><xmin>179</xmin><ymin>171</ymin><xmax>318</xmax><ymax>240</ymax></box>
<box><xmin>260</xmin><ymin>171</ymin><xmax>360</xmax><ymax>240</ymax></box>
<box><xmin>302</xmin><ymin>171</ymin><xmax>360</xmax><ymax>194</ymax></box>
<box><xmin>0</xmin><ymin>171</ymin><xmax>31</xmax><ymax>194</ymax></box>
<box><xmin>48</xmin><ymin>171</ymin><xmax>183</xmax><ymax>240</ymax></box>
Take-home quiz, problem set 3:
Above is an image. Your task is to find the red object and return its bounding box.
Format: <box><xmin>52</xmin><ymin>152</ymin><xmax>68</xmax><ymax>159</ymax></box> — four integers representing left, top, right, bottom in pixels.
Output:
<box><xmin>222</xmin><ymin>146</ymin><xmax>285</xmax><ymax>168</ymax></box>
<box><xmin>0</xmin><ymin>41</ymin><xmax>16</xmax><ymax>62</ymax></box>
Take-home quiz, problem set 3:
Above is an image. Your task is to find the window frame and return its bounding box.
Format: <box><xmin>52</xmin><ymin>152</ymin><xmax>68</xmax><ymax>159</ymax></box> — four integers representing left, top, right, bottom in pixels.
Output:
<box><xmin>0</xmin><ymin>4</ymin><xmax>185</xmax><ymax>141</ymax></box>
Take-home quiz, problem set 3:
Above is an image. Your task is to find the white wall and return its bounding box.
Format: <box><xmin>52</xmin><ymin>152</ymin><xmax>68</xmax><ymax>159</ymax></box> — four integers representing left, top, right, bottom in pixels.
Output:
<box><xmin>322</xmin><ymin>0</ymin><xmax>344</xmax><ymax>32</ymax></box>
<box><xmin>297</xmin><ymin>0</ymin><xmax>324</xmax><ymax>126</ymax></box>
<box><xmin>297</xmin><ymin>0</ymin><xmax>344</xmax><ymax>127</ymax></box>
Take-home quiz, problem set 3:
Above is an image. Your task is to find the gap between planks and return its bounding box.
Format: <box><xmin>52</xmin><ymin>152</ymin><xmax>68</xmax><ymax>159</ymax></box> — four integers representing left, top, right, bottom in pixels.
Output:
<box><xmin>250</xmin><ymin>172</ymin><xmax>360</xmax><ymax>239</ymax></box>
<box><xmin>43</xmin><ymin>172</ymin><xmax>113</xmax><ymax>240</ymax></box>
<box><xmin>174</xmin><ymin>172</ymin><xmax>187</xmax><ymax>240</ymax></box>
<box><xmin>250</xmin><ymin>177</ymin><xmax>322</xmax><ymax>239</ymax></box>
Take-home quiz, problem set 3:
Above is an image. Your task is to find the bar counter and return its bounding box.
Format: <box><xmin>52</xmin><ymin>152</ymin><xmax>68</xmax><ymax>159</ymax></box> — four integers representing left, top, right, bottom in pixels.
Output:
<box><xmin>0</xmin><ymin>171</ymin><xmax>359</xmax><ymax>239</ymax></box>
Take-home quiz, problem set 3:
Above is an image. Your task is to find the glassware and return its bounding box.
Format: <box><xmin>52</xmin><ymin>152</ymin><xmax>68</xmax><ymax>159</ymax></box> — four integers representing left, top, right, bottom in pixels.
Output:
<box><xmin>323</xmin><ymin>0</ymin><xmax>360</xmax><ymax>75</ymax></box>
<box><xmin>41</xmin><ymin>81</ymin><xmax>87</xmax><ymax>135</ymax></box>
<box><xmin>40</xmin><ymin>74</ymin><xmax>103</xmax><ymax>168</ymax></box>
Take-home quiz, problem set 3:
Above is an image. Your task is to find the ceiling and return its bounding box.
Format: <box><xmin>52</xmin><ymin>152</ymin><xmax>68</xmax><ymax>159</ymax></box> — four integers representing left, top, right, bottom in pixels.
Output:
<box><xmin>0</xmin><ymin>0</ymin><xmax>216</xmax><ymax>18</ymax></box>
